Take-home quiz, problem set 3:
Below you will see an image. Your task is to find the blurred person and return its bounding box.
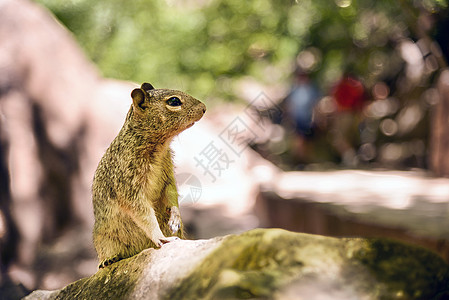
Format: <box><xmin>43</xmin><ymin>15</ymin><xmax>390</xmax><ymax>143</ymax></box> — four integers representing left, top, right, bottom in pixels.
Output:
<box><xmin>280</xmin><ymin>68</ymin><xmax>321</xmax><ymax>165</ymax></box>
<box><xmin>329</xmin><ymin>74</ymin><xmax>366</xmax><ymax>167</ymax></box>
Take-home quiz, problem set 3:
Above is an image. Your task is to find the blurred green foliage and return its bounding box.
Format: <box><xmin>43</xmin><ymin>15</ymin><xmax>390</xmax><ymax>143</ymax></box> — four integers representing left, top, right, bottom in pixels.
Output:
<box><xmin>35</xmin><ymin>0</ymin><xmax>446</xmax><ymax>101</ymax></box>
<box><xmin>35</xmin><ymin>0</ymin><xmax>449</xmax><ymax>168</ymax></box>
<box><xmin>37</xmin><ymin>0</ymin><xmax>449</xmax><ymax>167</ymax></box>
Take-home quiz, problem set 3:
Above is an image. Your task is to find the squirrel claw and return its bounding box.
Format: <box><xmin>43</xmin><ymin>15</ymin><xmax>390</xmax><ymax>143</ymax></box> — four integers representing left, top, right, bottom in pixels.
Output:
<box><xmin>153</xmin><ymin>236</ymin><xmax>180</xmax><ymax>248</ymax></box>
<box><xmin>99</xmin><ymin>256</ymin><xmax>121</xmax><ymax>268</ymax></box>
<box><xmin>161</xmin><ymin>236</ymin><xmax>180</xmax><ymax>243</ymax></box>
<box><xmin>159</xmin><ymin>236</ymin><xmax>180</xmax><ymax>247</ymax></box>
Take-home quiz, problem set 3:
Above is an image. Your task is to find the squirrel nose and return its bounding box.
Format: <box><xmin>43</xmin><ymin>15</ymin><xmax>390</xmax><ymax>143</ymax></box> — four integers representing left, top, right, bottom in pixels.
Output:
<box><xmin>199</xmin><ymin>103</ymin><xmax>206</xmax><ymax>114</ymax></box>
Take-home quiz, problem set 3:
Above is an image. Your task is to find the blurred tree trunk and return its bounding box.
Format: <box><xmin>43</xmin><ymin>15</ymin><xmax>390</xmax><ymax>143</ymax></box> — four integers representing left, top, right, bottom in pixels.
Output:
<box><xmin>0</xmin><ymin>0</ymin><xmax>98</xmax><ymax>293</ymax></box>
<box><xmin>429</xmin><ymin>14</ymin><xmax>449</xmax><ymax>177</ymax></box>
<box><xmin>430</xmin><ymin>69</ymin><xmax>449</xmax><ymax>177</ymax></box>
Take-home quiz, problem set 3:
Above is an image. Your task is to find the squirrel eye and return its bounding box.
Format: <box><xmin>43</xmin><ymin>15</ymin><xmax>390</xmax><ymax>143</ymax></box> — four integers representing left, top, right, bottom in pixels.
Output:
<box><xmin>166</xmin><ymin>97</ymin><xmax>182</xmax><ymax>107</ymax></box>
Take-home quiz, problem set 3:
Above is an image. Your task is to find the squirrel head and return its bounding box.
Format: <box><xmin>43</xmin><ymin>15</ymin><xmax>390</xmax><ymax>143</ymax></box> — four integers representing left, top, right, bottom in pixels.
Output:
<box><xmin>130</xmin><ymin>82</ymin><xmax>206</xmax><ymax>140</ymax></box>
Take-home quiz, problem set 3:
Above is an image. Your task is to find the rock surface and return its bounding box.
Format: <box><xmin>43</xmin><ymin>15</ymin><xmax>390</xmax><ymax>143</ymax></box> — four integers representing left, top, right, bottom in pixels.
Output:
<box><xmin>24</xmin><ymin>228</ymin><xmax>449</xmax><ymax>300</ymax></box>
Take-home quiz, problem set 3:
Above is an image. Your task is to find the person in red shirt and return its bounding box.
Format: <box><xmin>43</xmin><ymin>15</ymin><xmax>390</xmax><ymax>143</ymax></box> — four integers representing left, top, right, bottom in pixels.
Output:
<box><xmin>329</xmin><ymin>74</ymin><xmax>366</xmax><ymax>166</ymax></box>
<box><xmin>332</xmin><ymin>75</ymin><xmax>365</xmax><ymax>112</ymax></box>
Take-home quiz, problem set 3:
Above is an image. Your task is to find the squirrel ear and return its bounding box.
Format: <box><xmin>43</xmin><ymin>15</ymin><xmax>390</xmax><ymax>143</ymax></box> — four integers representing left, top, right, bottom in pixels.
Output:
<box><xmin>141</xmin><ymin>82</ymin><xmax>154</xmax><ymax>91</ymax></box>
<box><xmin>131</xmin><ymin>88</ymin><xmax>148</xmax><ymax>110</ymax></box>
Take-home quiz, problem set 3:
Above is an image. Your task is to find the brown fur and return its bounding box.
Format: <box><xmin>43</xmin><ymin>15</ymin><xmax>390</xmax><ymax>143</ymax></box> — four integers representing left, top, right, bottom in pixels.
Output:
<box><xmin>92</xmin><ymin>83</ymin><xmax>206</xmax><ymax>268</ymax></box>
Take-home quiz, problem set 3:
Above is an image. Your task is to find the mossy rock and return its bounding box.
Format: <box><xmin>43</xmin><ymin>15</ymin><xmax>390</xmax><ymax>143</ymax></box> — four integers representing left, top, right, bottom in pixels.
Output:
<box><xmin>24</xmin><ymin>229</ymin><xmax>449</xmax><ymax>299</ymax></box>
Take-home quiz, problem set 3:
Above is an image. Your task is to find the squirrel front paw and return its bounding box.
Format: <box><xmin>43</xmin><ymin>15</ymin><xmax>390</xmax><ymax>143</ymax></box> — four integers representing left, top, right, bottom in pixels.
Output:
<box><xmin>168</xmin><ymin>206</ymin><xmax>182</xmax><ymax>234</ymax></box>
<box><xmin>150</xmin><ymin>226</ymin><xmax>180</xmax><ymax>247</ymax></box>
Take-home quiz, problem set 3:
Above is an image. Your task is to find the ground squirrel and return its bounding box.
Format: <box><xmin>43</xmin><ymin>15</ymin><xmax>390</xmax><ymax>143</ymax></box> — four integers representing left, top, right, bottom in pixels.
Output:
<box><xmin>92</xmin><ymin>82</ymin><xmax>206</xmax><ymax>268</ymax></box>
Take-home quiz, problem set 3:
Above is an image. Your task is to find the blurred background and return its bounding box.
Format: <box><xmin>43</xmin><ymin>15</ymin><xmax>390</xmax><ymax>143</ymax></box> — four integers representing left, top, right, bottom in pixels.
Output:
<box><xmin>1</xmin><ymin>0</ymin><xmax>449</xmax><ymax>298</ymax></box>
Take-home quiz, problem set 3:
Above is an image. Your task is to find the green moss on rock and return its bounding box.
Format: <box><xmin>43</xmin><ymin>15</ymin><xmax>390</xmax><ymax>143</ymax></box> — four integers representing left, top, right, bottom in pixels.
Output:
<box><xmin>166</xmin><ymin>229</ymin><xmax>449</xmax><ymax>300</ymax></box>
<box><xmin>354</xmin><ymin>238</ymin><xmax>449</xmax><ymax>299</ymax></box>
<box><xmin>51</xmin><ymin>250</ymin><xmax>146</xmax><ymax>299</ymax></box>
